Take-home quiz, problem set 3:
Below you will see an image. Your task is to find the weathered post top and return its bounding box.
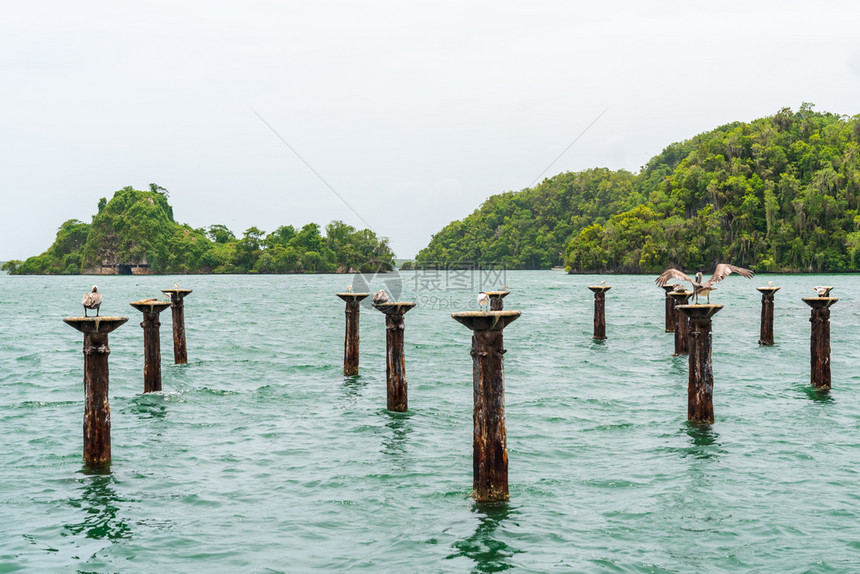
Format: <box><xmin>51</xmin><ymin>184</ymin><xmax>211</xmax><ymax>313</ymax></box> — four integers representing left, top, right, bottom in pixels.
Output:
<box><xmin>802</xmin><ymin>297</ymin><xmax>838</xmax><ymax>309</ymax></box>
<box><xmin>675</xmin><ymin>303</ymin><xmax>723</xmax><ymax>318</ymax></box>
<box><xmin>372</xmin><ymin>302</ymin><xmax>417</xmax><ymax>315</ymax></box>
<box><xmin>129</xmin><ymin>299</ymin><xmax>172</xmax><ymax>314</ymax></box>
<box><xmin>668</xmin><ymin>290</ymin><xmax>694</xmax><ymax>300</ymax></box>
<box><xmin>336</xmin><ymin>293</ymin><xmax>370</xmax><ymax>302</ymax></box>
<box><xmin>452</xmin><ymin>310</ymin><xmax>521</xmax><ymax>331</ymax></box>
<box><xmin>63</xmin><ymin>316</ymin><xmax>129</xmax><ymax>334</ymax></box>
<box><xmin>161</xmin><ymin>288</ymin><xmax>193</xmax><ymax>300</ymax></box>
<box><xmin>587</xmin><ymin>285</ymin><xmax>612</xmax><ymax>293</ymax></box>
<box><xmin>756</xmin><ymin>286</ymin><xmax>781</xmax><ymax>294</ymax></box>
<box><xmin>485</xmin><ymin>290</ymin><xmax>510</xmax><ymax>300</ymax></box>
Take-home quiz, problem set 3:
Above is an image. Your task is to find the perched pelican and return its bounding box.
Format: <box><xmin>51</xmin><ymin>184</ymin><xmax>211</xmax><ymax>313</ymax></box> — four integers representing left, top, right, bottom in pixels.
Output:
<box><xmin>373</xmin><ymin>289</ymin><xmax>389</xmax><ymax>305</ymax></box>
<box><xmin>346</xmin><ymin>284</ymin><xmax>353</xmax><ymax>293</ymax></box>
<box><xmin>82</xmin><ymin>286</ymin><xmax>102</xmax><ymax>317</ymax></box>
<box><xmin>813</xmin><ymin>286</ymin><xmax>834</xmax><ymax>296</ymax></box>
<box><xmin>477</xmin><ymin>291</ymin><xmax>490</xmax><ymax>311</ymax></box>
<box><xmin>656</xmin><ymin>264</ymin><xmax>754</xmax><ymax>303</ymax></box>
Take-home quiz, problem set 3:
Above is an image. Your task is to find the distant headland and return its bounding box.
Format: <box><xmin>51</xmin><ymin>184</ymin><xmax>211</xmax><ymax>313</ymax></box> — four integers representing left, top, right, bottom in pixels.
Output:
<box><xmin>2</xmin><ymin>185</ymin><xmax>395</xmax><ymax>275</ymax></box>
<box><xmin>415</xmin><ymin>104</ymin><xmax>860</xmax><ymax>273</ymax></box>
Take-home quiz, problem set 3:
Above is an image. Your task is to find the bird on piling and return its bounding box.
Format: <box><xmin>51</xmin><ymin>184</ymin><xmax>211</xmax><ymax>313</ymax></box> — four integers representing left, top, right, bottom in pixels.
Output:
<box><xmin>82</xmin><ymin>286</ymin><xmax>102</xmax><ymax>317</ymax></box>
<box><xmin>346</xmin><ymin>284</ymin><xmax>353</xmax><ymax>294</ymax></box>
<box><xmin>477</xmin><ymin>291</ymin><xmax>490</xmax><ymax>311</ymax></box>
<box><xmin>813</xmin><ymin>286</ymin><xmax>834</xmax><ymax>296</ymax></box>
<box><xmin>656</xmin><ymin>264</ymin><xmax>754</xmax><ymax>304</ymax></box>
<box><xmin>174</xmin><ymin>282</ymin><xmax>180</xmax><ymax>289</ymax></box>
<box><xmin>373</xmin><ymin>289</ymin><xmax>389</xmax><ymax>305</ymax></box>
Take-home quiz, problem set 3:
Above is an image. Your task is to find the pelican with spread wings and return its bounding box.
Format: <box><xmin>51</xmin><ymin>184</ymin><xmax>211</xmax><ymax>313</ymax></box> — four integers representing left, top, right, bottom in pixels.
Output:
<box><xmin>655</xmin><ymin>264</ymin><xmax>754</xmax><ymax>303</ymax></box>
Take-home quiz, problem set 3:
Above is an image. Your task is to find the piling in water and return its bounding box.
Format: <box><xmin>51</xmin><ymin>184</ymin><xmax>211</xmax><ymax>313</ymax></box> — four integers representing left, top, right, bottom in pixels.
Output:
<box><xmin>372</xmin><ymin>302</ymin><xmax>417</xmax><ymax>412</ymax></box>
<box><xmin>588</xmin><ymin>285</ymin><xmax>611</xmax><ymax>340</ymax></box>
<box><xmin>668</xmin><ymin>290</ymin><xmax>693</xmax><ymax>356</ymax></box>
<box><xmin>130</xmin><ymin>299</ymin><xmax>172</xmax><ymax>393</ymax></box>
<box><xmin>802</xmin><ymin>297</ymin><xmax>838</xmax><ymax>389</ymax></box>
<box><xmin>486</xmin><ymin>290</ymin><xmax>510</xmax><ymax>311</ymax></box>
<box><xmin>452</xmin><ymin>310</ymin><xmax>521</xmax><ymax>503</ymax></box>
<box><xmin>661</xmin><ymin>284</ymin><xmax>678</xmax><ymax>332</ymax></box>
<box><xmin>757</xmin><ymin>286</ymin><xmax>780</xmax><ymax>346</ymax></box>
<box><xmin>337</xmin><ymin>293</ymin><xmax>370</xmax><ymax>376</ymax></box>
<box><xmin>63</xmin><ymin>316</ymin><xmax>128</xmax><ymax>466</ymax></box>
<box><xmin>676</xmin><ymin>304</ymin><xmax>722</xmax><ymax>423</ymax></box>
<box><xmin>161</xmin><ymin>288</ymin><xmax>193</xmax><ymax>364</ymax></box>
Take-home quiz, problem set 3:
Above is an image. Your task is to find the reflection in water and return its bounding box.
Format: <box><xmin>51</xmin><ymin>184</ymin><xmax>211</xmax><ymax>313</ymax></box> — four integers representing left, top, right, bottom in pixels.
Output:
<box><xmin>65</xmin><ymin>468</ymin><xmax>130</xmax><ymax>541</ymax></box>
<box><xmin>381</xmin><ymin>411</ymin><xmax>413</xmax><ymax>471</ymax></box>
<box><xmin>681</xmin><ymin>422</ymin><xmax>722</xmax><ymax>460</ymax></box>
<box><xmin>801</xmin><ymin>385</ymin><xmax>834</xmax><ymax>404</ymax></box>
<box><xmin>134</xmin><ymin>394</ymin><xmax>168</xmax><ymax>420</ymax></box>
<box><xmin>340</xmin><ymin>374</ymin><xmax>368</xmax><ymax>403</ymax></box>
<box><xmin>449</xmin><ymin>503</ymin><xmax>522</xmax><ymax>573</ymax></box>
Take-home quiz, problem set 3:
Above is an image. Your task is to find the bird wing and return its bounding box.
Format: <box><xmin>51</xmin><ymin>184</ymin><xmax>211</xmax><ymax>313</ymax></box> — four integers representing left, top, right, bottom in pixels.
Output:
<box><xmin>704</xmin><ymin>264</ymin><xmax>754</xmax><ymax>287</ymax></box>
<box><xmin>656</xmin><ymin>268</ymin><xmax>693</xmax><ymax>287</ymax></box>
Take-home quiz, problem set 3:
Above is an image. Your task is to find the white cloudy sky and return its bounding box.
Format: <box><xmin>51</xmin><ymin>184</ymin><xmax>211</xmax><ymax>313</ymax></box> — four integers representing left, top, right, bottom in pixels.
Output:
<box><xmin>2</xmin><ymin>0</ymin><xmax>859</xmax><ymax>260</ymax></box>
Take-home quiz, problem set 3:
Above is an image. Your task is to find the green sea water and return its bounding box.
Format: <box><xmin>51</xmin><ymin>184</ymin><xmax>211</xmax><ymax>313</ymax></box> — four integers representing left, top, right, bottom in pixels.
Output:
<box><xmin>1</xmin><ymin>271</ymin><xmax>859</xmax><ymax>573</ymax></box>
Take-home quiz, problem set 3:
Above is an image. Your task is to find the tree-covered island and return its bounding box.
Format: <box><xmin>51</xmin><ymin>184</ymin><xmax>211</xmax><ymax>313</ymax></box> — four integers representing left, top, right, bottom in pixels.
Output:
<box><xmin>416</xmin><ymin>105</ymin><xmax>860</xmax><ymax>273</ymax></box>
<box><xmin>3</xmin><ymin>186</ymin><xmax>395</xmax><ymax>275</ymax></box>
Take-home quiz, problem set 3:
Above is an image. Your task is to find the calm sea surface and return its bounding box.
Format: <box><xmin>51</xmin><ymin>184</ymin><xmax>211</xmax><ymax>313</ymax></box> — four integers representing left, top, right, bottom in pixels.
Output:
<box><xmin>1</xmin><ymin>271</ymin><xmax>859</xmax><ymax>573</ymax></box>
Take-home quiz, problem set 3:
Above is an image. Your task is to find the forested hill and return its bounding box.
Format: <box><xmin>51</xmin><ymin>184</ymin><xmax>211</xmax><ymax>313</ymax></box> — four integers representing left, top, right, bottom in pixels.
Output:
<box><xmin>415</xmin><ymin>105</ymin><xmax>860</xmax><ymax>273</ymax></box>
<box><xmin>3</xmin><ymin>186</ymin><xmax>395</xmax><ymax>275</ymax></box>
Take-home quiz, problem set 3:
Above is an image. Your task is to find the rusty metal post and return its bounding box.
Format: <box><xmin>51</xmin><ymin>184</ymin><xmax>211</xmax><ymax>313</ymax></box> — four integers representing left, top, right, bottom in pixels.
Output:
<box><xmin>130</xmin><ymin>299</ymin><xmax>172</xmax><ymax>393</ymax></box>
<box><xmin>161</xmin><ymin>288</ymin><xmax>193</xmax><ymax>364</ymax></box>
<box><xmin>337</xmin><ymin>292</ymin><xmax>370</xmax><ymax>376</ymax></box>
<box><xmin>668</xmin><ymin>290</ymin><xmax>692</xmax><ymax>356</ymax></box>
<box><xmin>802</xmin><ymin>297</ymin><xmax>838</xmax><ymax>389</ymax></box>
<box><xmin>487</xmin><ymin>290</ymin><xmax>510</xmax><ymax>311</ymax></box>
<box><xmin>676</xmin><ymin>304</ymin><xmax>722</xmax><ymax>423</ymax></box>
<box><xmin>452</xmin><ymin>310</ymin><xmax>521</xmax><ymax>503</ymax></box>
<box><xmin>588</xmin><ymin>285</ymin><xmax>611</xmax><ymax>340</ymax></box>
<box><xmin>63</xmin><ymin>316</ymin><xmax>129</xmax><ymax>466</ymax></box>
<box><xmin>757</xmin><ymin>286</ymin><xmax>780</xmax><ymax>346</ymax></box>
<box><xmin>661</xmin><ymin>284</ymin><xmax>678</xmax><ymax>332</ymax></box>
<box><xmin>372</xmin><ymin>302</ymin><xmax>417</xmax><ymax>412</ymax></box>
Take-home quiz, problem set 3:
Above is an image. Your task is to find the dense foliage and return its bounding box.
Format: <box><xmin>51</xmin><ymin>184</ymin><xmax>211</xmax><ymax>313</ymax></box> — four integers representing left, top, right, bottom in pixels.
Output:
<box><xmin>7</xmin><ymin>187</ymin><xmax>394</xmax><ymax>274</ymax></box>
<box><xmin>418</xmin><ymin>105</ymin><xmax>860</xmax><ymax>273</ymax></box>
<box><xmin>416</xmin><ymin>168</ymin><xmax>640</xmax><ymax>268</ymax></box>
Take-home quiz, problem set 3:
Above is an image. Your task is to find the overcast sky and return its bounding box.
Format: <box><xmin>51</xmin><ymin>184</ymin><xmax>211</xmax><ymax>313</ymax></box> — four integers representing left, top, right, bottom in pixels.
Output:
<box><xmin>2</xmin><ymin>0</ymin><xmax>859</xmax><ymax>261</ymax></box>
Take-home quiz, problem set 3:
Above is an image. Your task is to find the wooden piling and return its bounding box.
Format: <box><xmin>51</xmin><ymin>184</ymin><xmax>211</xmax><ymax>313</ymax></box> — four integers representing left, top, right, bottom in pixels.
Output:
<box><xmin>161</xmin><ymin>288</ymin><xmax>193</xmax><ymax>364</ymax></box>
<box><xmin>452</xmin><ymin>310</ymin><xmax>521</xmax><ymax>503</ymax></box>
<box><xmin>668</xmin><ymin>290</ymin><xmax>693</xmax><ymax>356</ymax></box>
<box><xmin>756</xmin><ymin>286</ymin><xmax>780</xmax><ymax>346</ymax></box>
<box><xmin>802</xmin><ymin>297</ymin><xmax>838</xmax><ymax>389</ymax></box>
<box><xmin>588</xmin><ymin>285</ymin><xmax>611</xmax><ymax>340</ymax></box>
<box><xmin>63</xmin><ymin>316</ymin><xmax>128</xmax><ymax>466</ymax></box>
<box><xmin>676</xmin><ymin>305</ymin><xmax>722</xmax><ymax>423</ymax></box>
<box><xmin>337</xmin><ymin>293</ymin><xmax>370</xmax><ymax>376</ymax></box>
<box><xmin>487</xmin><ymin>290</ymin><xmax>510</xmax><ymax>311</ymax></box>
<box><xmin>372</xmin><ymin>302</ymin><xmax>417</xmax><ymax>412</ymax></box>
<box><xmin>661</xmin><ymin>284</ymin><xmax>678</xmax><ymax>332</ymax></box>
<box><xmin>130</xmin><ymin>299</ymin><xmax>172</xmax><ymax>393</ymax></box>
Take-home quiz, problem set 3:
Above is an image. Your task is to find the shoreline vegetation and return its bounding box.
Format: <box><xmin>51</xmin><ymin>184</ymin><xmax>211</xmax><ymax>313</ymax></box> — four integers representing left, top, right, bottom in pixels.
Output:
<box><xmin>7</xmin><ymin>105</ymin><xmax>860</xmax><ymax>277</ymax></box>
<box><xmin>3</xmin><ymin>186</ymin><xmax>395</xmax><ymax>276</ymax></box>
<box><xmin>415</xmin><ymin>105</ymin><xmax>860</xmax><ymax>274</ymax></box>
